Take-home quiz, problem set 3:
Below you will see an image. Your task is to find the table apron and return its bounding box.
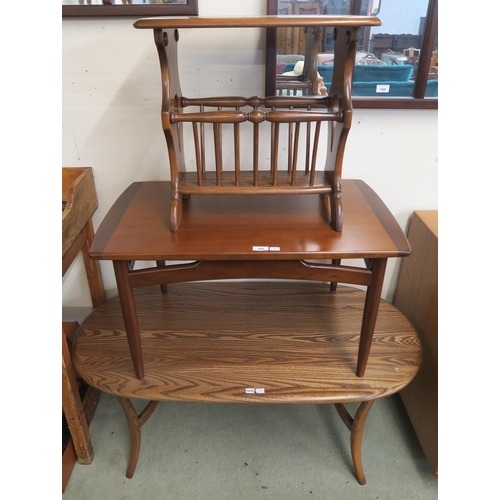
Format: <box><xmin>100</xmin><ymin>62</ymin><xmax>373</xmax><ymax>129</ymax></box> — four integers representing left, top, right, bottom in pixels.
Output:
<box><xmin>125</xmin><ymin>259</ymin><xmax>372</xmax><ymax>288</ymax></box>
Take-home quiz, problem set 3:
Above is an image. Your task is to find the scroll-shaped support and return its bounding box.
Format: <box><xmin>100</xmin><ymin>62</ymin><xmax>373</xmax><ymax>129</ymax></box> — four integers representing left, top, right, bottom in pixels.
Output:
<box><xmin>153</xmin><ymin>24</ymin><xmax>358</xmax><ymax>233</ymax></box>
<box><xmin>117</xmin><ymin>398</ymin><xmax>159</xmax><ymax>479</ymax></box>
<box><xmin>154</xmin><ymin>28</ymin><xmax>186</xmax><ymax>232</ymax></box>
<box><xmin>325</xmin><ymin>26</ymin><xmax>360</xmax><ymax>231</ymax></box>
<box><xmin>335</xmin><ymin>400</ymin><xmax>375</xmax><ymax>485</ymax></box>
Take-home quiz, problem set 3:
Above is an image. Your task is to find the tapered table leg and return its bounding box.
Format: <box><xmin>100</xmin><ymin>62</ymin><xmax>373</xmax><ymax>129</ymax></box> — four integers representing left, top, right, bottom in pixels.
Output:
<box><xmin>330</xmin><ymin>259</ymin><xmax>341</xmax><ymax>291</ymax></box>
<box><xmin>156</xmin><ymin>261</ymin><xmax>169</xmax><ymax>294</ymax></box>
<box><xmin>356</xmin><ymin>258</ymin><xmax>387</xmax><ymax>377</ymax></box>
<box><xmin>113</xmin><ymin>260</ymin><xmax>144</xmax><ymax>380</ymax></box>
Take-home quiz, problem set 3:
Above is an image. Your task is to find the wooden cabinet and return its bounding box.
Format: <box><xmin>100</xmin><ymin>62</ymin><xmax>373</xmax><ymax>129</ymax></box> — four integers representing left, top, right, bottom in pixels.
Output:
<box><xmin>393</xmin><ymin>211</ymin><xmax>438</xmax><ymax>476</ymax></box>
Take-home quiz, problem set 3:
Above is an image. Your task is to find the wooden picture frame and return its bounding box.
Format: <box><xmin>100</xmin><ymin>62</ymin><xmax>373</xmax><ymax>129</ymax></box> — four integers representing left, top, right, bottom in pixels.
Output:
<box><xmin>62</xmin><ymin>0</ymin><xmax>198</xmax><ymax>18</ymax></box>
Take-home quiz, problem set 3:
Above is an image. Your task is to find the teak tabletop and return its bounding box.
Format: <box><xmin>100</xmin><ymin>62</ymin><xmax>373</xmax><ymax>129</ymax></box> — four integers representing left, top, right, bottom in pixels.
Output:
<box><xmin>90</xmin><ymin>179</ymin><xmax>409</xmax><ymax>262</ymax></box>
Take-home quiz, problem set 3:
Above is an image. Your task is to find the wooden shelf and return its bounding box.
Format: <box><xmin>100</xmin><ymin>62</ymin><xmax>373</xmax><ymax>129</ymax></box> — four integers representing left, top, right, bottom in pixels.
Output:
<box><xmin>133</xmin><ymin>15</ymin><xmax>381</xmax><ymax>30</ymax></box>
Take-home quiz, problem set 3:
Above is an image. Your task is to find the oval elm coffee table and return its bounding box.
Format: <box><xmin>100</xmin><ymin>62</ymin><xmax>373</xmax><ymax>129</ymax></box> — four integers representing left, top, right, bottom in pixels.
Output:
<box><xmin>73</xmin><ymin>281</ymin><xmax>421</xmax><ymax>485</ymax></box>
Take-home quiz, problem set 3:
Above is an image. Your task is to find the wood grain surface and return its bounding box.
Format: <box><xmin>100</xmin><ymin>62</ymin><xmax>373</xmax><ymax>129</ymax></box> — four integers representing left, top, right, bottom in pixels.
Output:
<box><xmin>394</xmin><ymin>211</ymin><xmax>438</xmax><ymax>475</ymax></box>
<box><xmin>62</xmin><ymin>167</ymin><xmax>98</xmax><ymax>258</ymax></box>
<box><xmin>73</xmin><ymin>282</ymin><xmax>421</xmax><ymax>404</ymax></box>
<box><xmin>90</xmin><ymin>180</ymin><xmax>410</xmax><ymax>261</ymax></box>
<box><xmin>133</xmin><ymin>15</ymin><xmax>381</xmax><ymax>30</ymax></box>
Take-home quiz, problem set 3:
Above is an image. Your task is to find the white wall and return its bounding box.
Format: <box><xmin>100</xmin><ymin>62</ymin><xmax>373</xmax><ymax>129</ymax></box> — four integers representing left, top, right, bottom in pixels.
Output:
<box><xmin>62</xmin><ymin>0</ymin><xmax>437</xmax><ymax>306</ymax></box>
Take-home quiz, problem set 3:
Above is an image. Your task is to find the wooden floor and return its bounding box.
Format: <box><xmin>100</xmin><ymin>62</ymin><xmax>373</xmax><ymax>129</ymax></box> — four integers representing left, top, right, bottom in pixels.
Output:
<box><xmin>73</xmin><ymin>282</ymin><xmax>421</xmax><ymax>404</ymax></box>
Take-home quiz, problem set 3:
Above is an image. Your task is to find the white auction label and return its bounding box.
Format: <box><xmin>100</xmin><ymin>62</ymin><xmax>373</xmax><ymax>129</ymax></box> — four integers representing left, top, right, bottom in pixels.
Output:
<box><xmin>252</xmin><ymin>246</ymin><xmax>280</xmax><ymax>251</ymax></box>
<box><xmin>245</xmin><ymin>387</ymin><xmax>265</xmax><ymax>394</ymax></box>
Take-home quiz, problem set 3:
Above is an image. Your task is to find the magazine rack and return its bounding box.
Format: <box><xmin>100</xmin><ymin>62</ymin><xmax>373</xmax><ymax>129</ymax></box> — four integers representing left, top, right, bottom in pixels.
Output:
<box><xmin>133</xmin><ymin>16</ymin><xmax>381</xmax><ymax>231</ymax></box>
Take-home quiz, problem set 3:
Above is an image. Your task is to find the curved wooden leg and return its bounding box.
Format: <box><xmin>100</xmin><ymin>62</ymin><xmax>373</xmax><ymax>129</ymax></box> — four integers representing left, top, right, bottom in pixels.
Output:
<box><xmin>117</xmin><ymin>398</ymin><xmax>159</xmax><ymax>479</ymax></box>
<box><xmin>350</xmin><ymin>400</ymin><xmax>374</xmax><ymax>485</ymax></box>
<box><xmin>335</xmin><ymin>400</ymin><xmax>375</xmax><ymax>485</ymax></box>
<box><xmin>117</xmin><ymin>398</ymin><xmax>141</xmax><ymax>479</ymax></box>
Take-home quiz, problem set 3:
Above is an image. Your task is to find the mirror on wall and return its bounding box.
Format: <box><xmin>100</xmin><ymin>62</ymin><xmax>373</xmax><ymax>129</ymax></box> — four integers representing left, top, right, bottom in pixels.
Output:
<box><xmin>62</xmin><ymin>0</ymin><xmax>198</xmax><ymax>17</ymax></box>
<box><xmin>267</xmin><ymin>0</ymin><xmax>437</xmax><ymax>104</ymax></box>
<box><xmin>62</xmin><ymin>0</ymin><xmax>188</xmax><ymax>3</ymax></box>
<box><xmin>269</xmin><ymin>1</ymin><xmax>372</xmax><ymax>96</ymax></box>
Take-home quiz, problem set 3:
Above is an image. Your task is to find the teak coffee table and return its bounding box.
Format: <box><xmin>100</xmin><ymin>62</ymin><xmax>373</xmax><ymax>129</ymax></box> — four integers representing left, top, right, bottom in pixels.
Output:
<box><xmin>88</xmin><ymin>179</ymin><xmax>410</xmax><ymax>381</ymax></box>
<box><xmin>71</xmin><ymin>180</ymin><xmax>421</xmax><ymax>484</ymax></box>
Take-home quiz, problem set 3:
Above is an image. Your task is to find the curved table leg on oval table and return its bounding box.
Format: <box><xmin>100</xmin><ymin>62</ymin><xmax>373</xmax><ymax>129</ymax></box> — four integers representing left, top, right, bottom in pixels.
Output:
<box><xmin>117</xmin><ymin>398</ymin><xmax>160</xmax><ymax>478</ymax></box>
<box><xmin>117</xmin><ymin>397</ymin><xmax>374</xmax><ymax>483</ymax></box>
<box><xmin>335</xmin><ymin>400</ymin><xmax>375</xmax><ymax>485</ymax></box>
